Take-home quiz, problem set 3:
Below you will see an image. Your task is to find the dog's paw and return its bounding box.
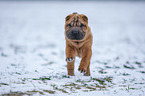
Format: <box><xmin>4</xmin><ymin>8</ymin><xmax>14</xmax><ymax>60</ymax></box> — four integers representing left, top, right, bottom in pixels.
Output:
<box><xmin>78</xmin><ymin>67</ymin><xmax>87</xmax><ymax>74</ymax></box>
<box><xmin>66</xmin><ymin>57</ymin><xmax>75</xmax><ymax>62</ymax></box>
<box><xmin>84</xmin><ymin>72</ymin><xmax>90</xmax><ymax>76</ymax></box>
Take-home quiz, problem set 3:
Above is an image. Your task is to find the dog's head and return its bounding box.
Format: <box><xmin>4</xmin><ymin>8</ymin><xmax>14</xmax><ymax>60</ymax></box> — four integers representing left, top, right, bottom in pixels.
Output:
<box><xmin>65</xmin><ymin>12</ymin><xmax>89</xmax><ymax>41</ymax></box>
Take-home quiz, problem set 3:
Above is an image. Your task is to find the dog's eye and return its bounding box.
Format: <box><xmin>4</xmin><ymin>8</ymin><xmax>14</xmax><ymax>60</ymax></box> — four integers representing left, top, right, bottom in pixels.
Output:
<box><xmin>80</xmin><ymin>23</ymin><xmax>85</xmax><ymax>27</ymax></box>
<box><xmin>67</xmin><ymin>23</ymin><xmax>72</xmax><ymax>27</ymax></box>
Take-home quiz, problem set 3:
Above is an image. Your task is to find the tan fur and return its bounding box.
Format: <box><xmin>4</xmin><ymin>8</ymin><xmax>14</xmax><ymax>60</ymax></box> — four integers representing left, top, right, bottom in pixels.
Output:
<box><xmin>65</xmin><ymin>12</ymin><xmax>93</xmax><ymax>76</ymax></box>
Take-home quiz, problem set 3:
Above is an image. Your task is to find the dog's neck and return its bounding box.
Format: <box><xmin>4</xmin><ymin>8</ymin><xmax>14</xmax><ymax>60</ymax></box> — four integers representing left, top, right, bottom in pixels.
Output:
<box><xmin>73</xmin><ymin>40</ymin><xmax>83</xmax><ymax>44</ymax></box>
<box><xmin>71</xmin><ymin>40</ymin><xmax>85</xmax><ymax>48</ymax></box>
<box><xmin>75</xmin><ymin>41</ymin><xmax>79</xmax><ymax>44</ymax></box>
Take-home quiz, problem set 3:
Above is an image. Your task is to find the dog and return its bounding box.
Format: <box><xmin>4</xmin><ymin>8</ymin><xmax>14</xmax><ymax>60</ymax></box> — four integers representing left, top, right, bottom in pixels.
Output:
<box><xmin>65</xmin><ymin>12</ymin><xmax>92</xmax><ymax>76</ymax></box>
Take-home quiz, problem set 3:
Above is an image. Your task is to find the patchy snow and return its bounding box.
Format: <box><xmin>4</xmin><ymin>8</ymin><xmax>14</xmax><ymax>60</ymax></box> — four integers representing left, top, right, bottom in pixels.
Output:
<box><xmin>0</xmin><ymin>1</ymin><xmax>145</xmax><ymax>96</ymax></box>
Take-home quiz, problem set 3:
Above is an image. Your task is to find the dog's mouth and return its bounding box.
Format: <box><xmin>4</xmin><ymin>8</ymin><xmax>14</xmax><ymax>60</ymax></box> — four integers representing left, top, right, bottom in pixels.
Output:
<box><xmin>66</xmin><ymin>28</ymin><xmax>86</xmax><ymax>40</ymax></box>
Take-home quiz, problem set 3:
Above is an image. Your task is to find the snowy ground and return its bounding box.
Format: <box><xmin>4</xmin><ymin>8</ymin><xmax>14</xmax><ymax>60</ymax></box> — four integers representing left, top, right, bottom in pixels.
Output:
<box><xmin>0</xmin><ymin>1</ymin><xmax>145</xmax><ymax>96</ymax></box>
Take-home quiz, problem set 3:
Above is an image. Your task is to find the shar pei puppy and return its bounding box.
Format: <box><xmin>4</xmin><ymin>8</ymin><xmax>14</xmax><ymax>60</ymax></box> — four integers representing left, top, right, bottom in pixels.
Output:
<box><xmin>65</xmin><ymin>12</ymin><xmax>93</xmax><ymax>76</ymax></box>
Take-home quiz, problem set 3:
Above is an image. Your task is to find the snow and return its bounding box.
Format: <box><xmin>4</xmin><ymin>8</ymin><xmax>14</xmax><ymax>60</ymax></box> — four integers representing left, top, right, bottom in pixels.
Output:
<box><xmin>0</xmin><ymin>1</ymin><xmax>145</xmax><ymax>96</ymax></box>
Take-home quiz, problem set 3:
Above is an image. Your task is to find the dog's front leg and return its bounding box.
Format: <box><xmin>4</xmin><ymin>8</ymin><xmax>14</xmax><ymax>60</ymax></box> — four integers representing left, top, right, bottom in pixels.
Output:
<box><xmin>66</xmin><ymin>43</ymin><xmax>75</xmax><ymax>76</ymax></box>
<box><xmin>78</xmin><ymin>47</ymin><xmax>92</xmax><ymax>76</ymax></box>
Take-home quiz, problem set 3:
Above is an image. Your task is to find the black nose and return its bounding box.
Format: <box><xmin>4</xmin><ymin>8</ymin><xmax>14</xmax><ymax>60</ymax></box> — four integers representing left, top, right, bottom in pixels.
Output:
<box><xmin>72</xmin><ymin>28</ymin><xmax>79</xmax><ymax>34</ymax></box>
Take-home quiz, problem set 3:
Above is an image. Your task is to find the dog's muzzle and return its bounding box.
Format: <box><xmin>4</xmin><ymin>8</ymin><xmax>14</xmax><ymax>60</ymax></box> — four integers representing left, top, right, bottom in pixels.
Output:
<box><xmin>66</xmin><ymin>28</ymin><xmax>86</xmax><ymax>40</ymax></box>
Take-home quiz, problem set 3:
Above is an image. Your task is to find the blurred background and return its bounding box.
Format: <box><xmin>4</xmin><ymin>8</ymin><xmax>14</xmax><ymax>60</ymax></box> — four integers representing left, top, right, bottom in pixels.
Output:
<box><xmin>0</xmin><ymin>0</ymin><xmax>145</xmax><ymax>95</ymax></box>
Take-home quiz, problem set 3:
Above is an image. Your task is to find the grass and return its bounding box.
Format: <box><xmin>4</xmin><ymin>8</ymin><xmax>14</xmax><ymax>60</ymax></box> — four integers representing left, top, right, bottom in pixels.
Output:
<box><xmin>1</xmin><ymin>90</ymin><xmax>56</xmax><ymax>96</ymax></box>
<box><xmin>1</xmin><ymin>70</ymin><xmax>144</xmax><ymax>95</ymax></box>
<box><xmin>0</xmin><ymin>83</ymin><xmax>9</xmax><ymax>86</ymax></box>
<box><xmin>32</xmin><ymin>76</ymin><xmax>51</xmax><ymax>81</ymax></box>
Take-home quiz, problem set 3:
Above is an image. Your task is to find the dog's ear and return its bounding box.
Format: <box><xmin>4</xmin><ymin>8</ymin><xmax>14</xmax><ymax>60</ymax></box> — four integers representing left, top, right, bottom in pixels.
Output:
<box><xmin>81</xmin><ymin>14</ymin><xmax>88</xmax><ymax>23</ymax></box>
<box><xmin>65</xmin><ymin>15</ymin><xmax>71</xmax><ymax>22</ymax></box>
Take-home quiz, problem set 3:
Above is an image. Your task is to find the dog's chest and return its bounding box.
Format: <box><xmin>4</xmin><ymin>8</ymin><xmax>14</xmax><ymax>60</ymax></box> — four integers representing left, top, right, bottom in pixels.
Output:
<box><xmin>72</xmin><ymin>42</ymin><xmax>84</xmax><ymax>57</ymax></box>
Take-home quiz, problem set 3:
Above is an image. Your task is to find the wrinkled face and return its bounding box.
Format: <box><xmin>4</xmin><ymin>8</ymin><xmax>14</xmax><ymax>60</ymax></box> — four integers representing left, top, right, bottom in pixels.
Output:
<box><xmin>65</xmin><ymin>12</ymin><xmax>88</xmax><ymax>41</ymax></box>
